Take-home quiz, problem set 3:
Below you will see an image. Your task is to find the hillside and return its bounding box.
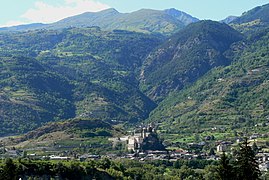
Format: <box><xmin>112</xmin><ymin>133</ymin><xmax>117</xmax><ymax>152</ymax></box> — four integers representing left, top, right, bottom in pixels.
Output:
<box><xmin>0</xmin><ymin>28</ymin><xmax>163</xmax><ymax>135</ymax></box>
<box><xmin>232</xmin><ymin>3</ymin><xmax>269</xmax><ymax>24</ymax></box>
<box><xmin>147</xmin><ymin>27</ymin><xmax>269</xmax><ymax>137</ymax></box>
<box><xmin>0</xmin><ymin>56</ymin><xmax>75</xmax><ymax>135</ymax></box>
<box><xmin>140</xmin><ymin>20</ymin><xmax>243</xmax><ymax>102</ymax></box>
<box><xmin>0</xmin><ymin>8</ymin><xmax>198</xmax><ymax>35</ymax></box>
<box><xmin>0</xmin><ymin>118</ymin><xmax>123</xmax><ymax>154</ymax></box>
<box><xmin>230</xmin><ymin>3</ymin><xmax>269</xmax><ymax>33</ymax></box>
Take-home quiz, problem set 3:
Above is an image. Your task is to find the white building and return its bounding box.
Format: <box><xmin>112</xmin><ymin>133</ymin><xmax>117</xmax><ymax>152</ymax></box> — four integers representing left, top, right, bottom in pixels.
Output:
<box><xmin>127</xmin><ymin>135</ymin><xmax>143</xmax><ymax>151</ymax></box>
<box><xmin>127</xmin><ymin>125</ymin><xmax>155</xmax><ymax>151</ymax></box>
<box><xmin>217</xmin><ymin>144</ymin><xmax>227</xmax><ymax>152</ymax></box>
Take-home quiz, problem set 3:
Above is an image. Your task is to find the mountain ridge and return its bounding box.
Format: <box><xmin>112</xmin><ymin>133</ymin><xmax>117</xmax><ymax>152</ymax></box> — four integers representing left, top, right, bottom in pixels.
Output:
<box><xmin>0</xmin><ymin>8</ymin><xmax>199</xmax><ymax>35</ymax></box>
<box><xmin>229</xmin><ymin>3</ymin><xmax>269</xmax><ymax>33</ymax></box>
<box><xmin>1</xmin><ymin>3</ymin><xmax>269</xmax><ymax>144</ymax></box>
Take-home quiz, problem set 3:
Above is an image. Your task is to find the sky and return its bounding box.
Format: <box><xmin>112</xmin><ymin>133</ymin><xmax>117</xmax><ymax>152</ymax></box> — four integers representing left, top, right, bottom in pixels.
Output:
<box><xmin>0</xmin><ymin>0</ymin><xmax>269</xmax><ymax>27</ymax></box>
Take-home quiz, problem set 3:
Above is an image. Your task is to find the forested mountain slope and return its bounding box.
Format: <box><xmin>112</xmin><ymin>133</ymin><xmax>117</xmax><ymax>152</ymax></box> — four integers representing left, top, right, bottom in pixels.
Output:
<box><xmin>140</xmin><ymin>20</ymin><xmax>243</xmax><ymax>102</ymax></box>
<box><xmin>147</xmin><ymin>27</ymin><xmax>269</xmax><ymax>134</ymax></box>
<box><xmin>0</xmin><ymin>56</ymin><xmax>75</xmax><ymax>135</ymax></box>
<box><xmin>0</xmin><ymin>28</ymin><xmax>163</xmax><ymax>135</ymax></box>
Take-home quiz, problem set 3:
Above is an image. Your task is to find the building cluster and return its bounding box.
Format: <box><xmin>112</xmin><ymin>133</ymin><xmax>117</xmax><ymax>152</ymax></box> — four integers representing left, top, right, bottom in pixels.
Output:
<box><xmin>127</xmin><ymin>125</ymin><xmax>156</xmax><ymax>151</ymax></box>
<box><xmin>257</xmin><ymin>153</ymin><xmax>269</xmax><ymax>172</ymax></box>
<box><xmin>109</xmin><ymin>124</ymin><xmax>157</xmax><ymax>152</ymax></box>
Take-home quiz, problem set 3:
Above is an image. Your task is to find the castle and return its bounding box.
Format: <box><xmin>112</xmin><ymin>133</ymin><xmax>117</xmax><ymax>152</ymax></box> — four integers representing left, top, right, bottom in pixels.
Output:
<box><xmin>108</xmin><ymin>123</ymin><xmax>165</xmax><ymax>152</ymax></box>
<box><xmin>127</xmin><ymin>124</ymin><xmax>156</xmax><ymax>152</ymax></box>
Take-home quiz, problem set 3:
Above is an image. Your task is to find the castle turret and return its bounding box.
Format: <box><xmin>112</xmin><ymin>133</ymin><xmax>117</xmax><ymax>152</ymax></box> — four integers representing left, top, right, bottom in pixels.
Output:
<box><xmin>142</xmin><ymin>127</ymin><xmax>147</xmax><ymax>139</ymax></box>
<box><xmin>148</xmin><ymin>126</ymin><xmax>153</xmax><ymax>133</ymax></box>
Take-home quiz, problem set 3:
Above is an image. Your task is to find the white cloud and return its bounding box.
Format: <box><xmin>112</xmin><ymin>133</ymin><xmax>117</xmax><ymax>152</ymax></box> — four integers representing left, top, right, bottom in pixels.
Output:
<box><xmin>21</xmin><ymin>0</ymin><xmax>110</xmax><ymax>24</ymax></box>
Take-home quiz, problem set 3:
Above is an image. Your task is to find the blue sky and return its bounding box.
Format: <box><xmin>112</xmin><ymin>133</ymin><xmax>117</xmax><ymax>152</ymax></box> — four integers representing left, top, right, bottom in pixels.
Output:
<box><xmin>0</xmin><ymin>0</ymin><xmax>268</xmax><ymax>27</ymax></box>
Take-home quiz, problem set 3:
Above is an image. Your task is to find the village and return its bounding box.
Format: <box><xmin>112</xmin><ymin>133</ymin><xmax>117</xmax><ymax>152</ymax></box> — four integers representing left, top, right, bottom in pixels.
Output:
<box><xmin>0</xmin><ymin>124</ymin><xmax>269</xmax><ymax>173</ymax></box>
<box><xmin>107</xmin><ymin>124</ymin><xmax>269</xmax><ymax>172</ymax></box>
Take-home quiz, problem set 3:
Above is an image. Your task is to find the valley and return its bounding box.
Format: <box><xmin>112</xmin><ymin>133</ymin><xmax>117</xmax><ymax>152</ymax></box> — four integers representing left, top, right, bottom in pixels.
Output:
<box><xmin>1</xmin><ymin>2</ymin><xmax>269</xmax><ymax>179</ymax></box>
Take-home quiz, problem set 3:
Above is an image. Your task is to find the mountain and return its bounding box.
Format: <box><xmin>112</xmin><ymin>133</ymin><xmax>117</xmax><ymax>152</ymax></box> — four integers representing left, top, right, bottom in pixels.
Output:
<box><xmin>147</xmin><ymin>26</ymin><xmax>269</xmax><ymax>136</ymax></box>
<box><xmin>0</xmin><ymin>8</ymin><xmax>199</xmax><ymax>35</ymax></box>
<box><xmin>139</xmin><ymin>20</ymin><xmax>243</xmax><ymax>102</ymax></box>
<box><xmin>0</xmin><ymin>23</ymin><xmax>46</xmax><ymax>31</ymax></box>
<box><xmin>164</xmin><ymin>8</ymin><xmax>199</xmax><ymax>25</ymax></box>
<box><xmin>221</xmin><ymin>16</ymin><xmax>238</xmax><ymax>24</ymax></box>
<box><xmin>230</xmin><ymin>3</ymin><xmax>269</xmax><ymax>33</ymax></box>
<box><xmin>0</xmin><ymin>28</ymin><xmax>163</xmax><ymax>135</ymax></box>
<box><xmin>232</xmin><ymin>3</ymin><xmax>269</xmax><ymax>24</ymax></box>
<box><xmin>2</xmin><ymin>3</ymin><xmax>269</xmax><ymax>145</ymax></box>
<box><xmin>47</xmin><ymin>8</ymin><xmax>122</xmax><ymax>30</ymax></box>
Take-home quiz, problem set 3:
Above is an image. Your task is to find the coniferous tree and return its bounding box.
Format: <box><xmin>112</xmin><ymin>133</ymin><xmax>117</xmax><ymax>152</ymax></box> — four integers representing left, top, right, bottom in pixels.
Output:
<box><xmin>1</xmin><ymin>158</ymin><xmax>18</xmax><ymax>180</ymax></box>
<box><xmin>208</xmin><ymin>148</ymin><xmax>216</xmax><ymax>156</ymax></box>
<box><xmin>217</xmin><ymin>152</ymin><xmax>235</xmax><ymax>180</ymax></box>
<box><xmin>252</xmin><ymin>142</ymin><xmax>259</xmax><ymax>155</ymax></box>
<box><xmin>236</xmin><ymin>138</ymin><xmax>261</xmax><ymax>180</ymax></box>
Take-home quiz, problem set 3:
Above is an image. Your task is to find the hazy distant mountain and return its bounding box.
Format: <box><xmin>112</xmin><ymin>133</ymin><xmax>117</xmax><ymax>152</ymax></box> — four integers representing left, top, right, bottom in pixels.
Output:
<box><xmin>0</xmin><ymin>23</ymin><xmax>46</xmax><ymax>31</ymax></box>
<box><xmin>164</xmin><ymin>8</ymin><xmax>199</xmax><ymax>25</ymax></box>
<box><xmin>231</xmin><ymin>3</ymin><xmax>269</xmax><ymax>24</ymax></box>
<box><xmin>220</xmin><ymin>16</ymin><xmax>238</xmax><ymax>24</ymax></box>
<box><xmin>0</xmin><ymin>8</ymin><xmax>199</xmax><ymax>35</ymax></box>
<box><xmin>230</xmin><ymin>3</ymin><xmax>269</xmax><ymax>33</ymax></box>
<box><xmin>47</xmin><ymin>8</ymin><xmax>122</xmax><ymax>29</ymax></box>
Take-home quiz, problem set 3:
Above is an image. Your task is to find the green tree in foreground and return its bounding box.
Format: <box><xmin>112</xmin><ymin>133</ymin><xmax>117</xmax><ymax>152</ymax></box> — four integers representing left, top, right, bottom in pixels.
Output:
<box><xmin>1</xmin><ymin>158</ymin><xmax>17</xmax><ymax>180</ymax></box>
<box><xmin>252</xmin><ymin>142</ymin><xmax>259</xmax><ymax>155</ymax></box>
<box><xmin>236</xmin><ymin>138</ymin><xmax>261</xmax><ymax>180</ymax></box>
<box><xmin>217</xmin><ymin>152</ymin><xmax>235</xmax><ymax>180</ymax></box>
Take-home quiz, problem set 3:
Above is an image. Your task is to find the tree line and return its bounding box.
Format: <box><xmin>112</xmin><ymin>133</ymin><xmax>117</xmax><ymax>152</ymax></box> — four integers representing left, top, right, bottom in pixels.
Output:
<box><xmin>0</xmin><ymin>138</ymin><xmax>266</xmax><ymax>180</ymax></box>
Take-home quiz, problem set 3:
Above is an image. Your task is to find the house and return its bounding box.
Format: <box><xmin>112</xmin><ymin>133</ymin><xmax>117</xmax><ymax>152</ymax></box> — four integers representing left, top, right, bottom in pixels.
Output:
<box><xmin>236</xmin><ymin>138</ymin><xmax>244</xmax><ymax>143</ymax></box>
<box><xmin>205</xmin><ymin>136</ymin><xmax>212</xmax><ymax>141</ymax></box>
<box><xmin>250</xmin><ymin>133</ymin><xmax>260</xmax><ymax>140</ymax></box>
<box><xmin>217</xmin><ymin>144</ymin><xmax>227</xmax><ymax>152</ymax></box>
<box><xmin>49</xmin><ymin>155</ymin><xmax>70</xmax><ymax>160</ymax></box>
<box><xmin>259</xmin><ymin>162</ymin><xmax>269</xmax><ymax>172</ymax></box>
<box><xmin>79</xmin><ymin>154</ymin><xmax>100</xmax><ymax>161</ymax></box>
